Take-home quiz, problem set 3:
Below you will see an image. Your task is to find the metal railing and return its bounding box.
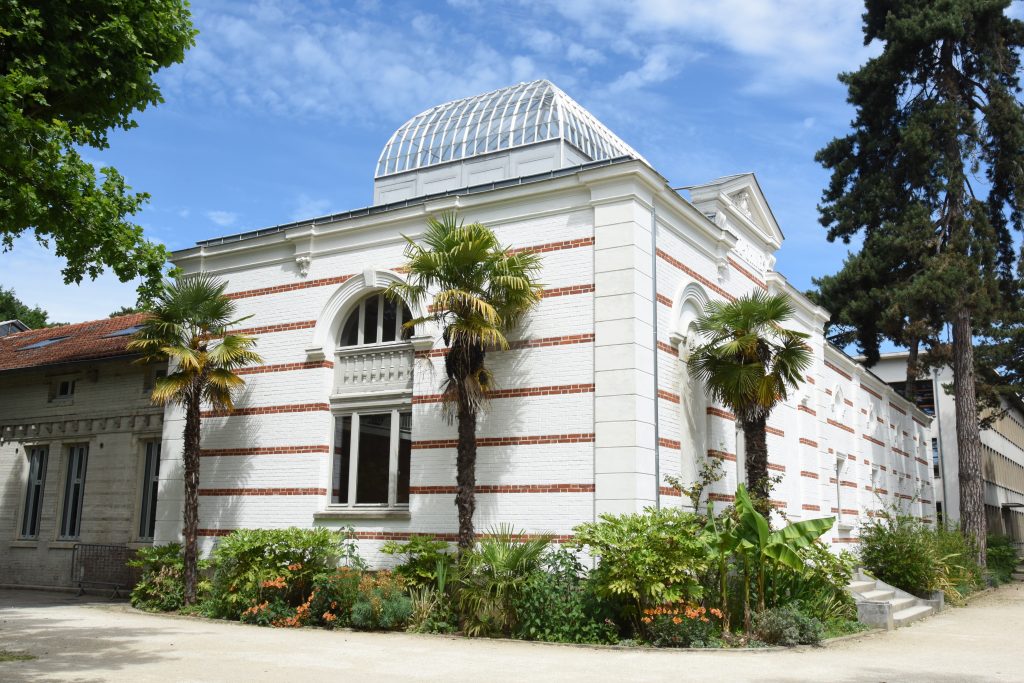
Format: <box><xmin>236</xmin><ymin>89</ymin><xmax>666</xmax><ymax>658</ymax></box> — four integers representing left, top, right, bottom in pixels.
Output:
<box><xmin>71</xmin><ymin>543</ymin><xmax>139</xmax><ymax>598</ymax></box>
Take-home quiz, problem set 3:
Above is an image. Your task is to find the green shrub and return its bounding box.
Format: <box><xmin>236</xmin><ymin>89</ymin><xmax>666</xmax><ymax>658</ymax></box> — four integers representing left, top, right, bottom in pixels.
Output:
<box><xmin>570</xmin><ymin>507</ymin><xmax>707</xmax><ymax>625</ymax></box>
<box><xmin>859</xmin><ymin>515</ymin><xmax>942</xmax><ymax>597</ymax></box>
<box><xmin>765</xmin><ymin>543</ymin><xmax>857</xmax><ymax>622</ymax></box>
<box><xmin>934</xmin><ymin>525</ymin><xmax>982</xmax><ymax>603</ymax></box>
<box><xmin>987</xmin><ymin>535</ymin><xmax>1019</xmax><ymax>584</ymax></box>
<box><xmin>752</xmin><ymin>604</ymin><xmax>824</xmax><ymax>646</ymax></box>
<box><xmin>351</xmin><ymin>571</ymin><xmax>412</xmax><ymax>630</ymax></box>
<box><xmin>512</xmin><ymin>547</ymin><xmax>618</xmax><ymax>644</ymax></box>
<box><xmin>208</xmin><ymin>526</ymin><xmax>363</xmax><ymax>620</ymax></box>
<box><xmin>642</xmin><ymin>603</ymin><xmax>723</xmax><ymax>648</ymax></box>
<box><xmin>308</xmin><ymin>567</ymin><xmax>362</xmax><ymax>628</ymax></box>
<box><xmin>457</xmin><ymin>525</ymin><xmax>551</xmax><ymax>637</ymax></box>
<box><xmin>407</xmin><ymin>558</ymin><xmax>457</xmax><ymax>634</ymax></box>
<box><xmin>380</xmin><ymin>535</ymin><xmax>452</xmax><ymax>589</ymax></box>
<box><xmin>128</xmin><ymin>544</ymin><xmax>197</xmax><ymax>612</ymax></box>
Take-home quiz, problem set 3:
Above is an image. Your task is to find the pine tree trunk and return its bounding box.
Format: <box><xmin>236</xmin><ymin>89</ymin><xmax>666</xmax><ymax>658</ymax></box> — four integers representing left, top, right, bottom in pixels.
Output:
<box><xmin>743</xmin><ymin>415</ymin><xmax>770</xmax><ymax>512</ymax></box>
<box><xmin>182</xmin><ymin>389</ymin><xmax>202</xmax><ymax>604</ymax></box>
<box><xmin>952</xmin><ymin>307</ymin><xmax>987</xmax><ymax>567</ymax></box>
<box><xmin>455</xmin><ymin>393</ymin><xmax>477</xmax><ymax>549</ymax></box>
<box><xmin>905</xmin><ymin>336</ymin><xmax>920</xmax><ymax>402</ymax></box>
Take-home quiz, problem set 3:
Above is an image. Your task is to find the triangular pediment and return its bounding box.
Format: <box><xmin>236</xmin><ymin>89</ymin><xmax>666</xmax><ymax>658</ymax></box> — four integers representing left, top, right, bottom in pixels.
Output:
<box><xmin>683</xmin><ymin>172</ymin><xmax>784</xmax><ymax>250</ymax></box>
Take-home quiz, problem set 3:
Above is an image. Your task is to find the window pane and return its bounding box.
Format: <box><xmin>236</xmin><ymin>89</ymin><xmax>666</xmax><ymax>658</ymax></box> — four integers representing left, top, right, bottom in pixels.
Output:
<box><xmin>61</xmin><ymin>446</ymin><xmax>88</xmax><ymax>539</ymax></box>
<box><xmin>381</xmin><ymin>298</ymin><xmax>398</xmax><ymax>343</ymax></box>
<box><xmin>356</xmin><ymin>413</ymin><xmax>391</xmax><ymax>504</ymax></box>
<box><xmin>401</xmin><ymin>305</ymin><xmax>413</xmax><ymax>340</ymax></box>
<box><xmin>21</xmin><ymin>448</ymin><xmax>46</xmax><ymax>538</ymax></box>
<box><xmin>363</xmin><ymin>295</ymin><xmax>380</xmax><ymax>345</ymax></box>
<box><xmin>333</xmin><ymin>416</ymin><xmax>352</xmax><ymax>504</ymax></box>
<box><xmin>397</xmin><ymin>412</ymin><xmax>412</xmax><ymax>504</ymax></box>
<box><xmin>340</xmin><ymin>306</ymin><xmax>360</xmax><ymax>346</ymax></box>
<box><xmin>139</xmin><ymin>442</ymin><xmax>161</xmax><ymax>539</ymax></box>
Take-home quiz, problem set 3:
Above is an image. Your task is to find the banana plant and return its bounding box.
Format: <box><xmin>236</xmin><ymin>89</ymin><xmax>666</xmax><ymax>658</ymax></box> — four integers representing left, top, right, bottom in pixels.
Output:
<box><xmin>704</xmin><ymin>502</ymin><xmax>741</xmax><ymax>633</ymax></box>
<box><xmin>734</xmin><ymin>484</ymin><xmax>835</xmax><ymax>614</ymax></box>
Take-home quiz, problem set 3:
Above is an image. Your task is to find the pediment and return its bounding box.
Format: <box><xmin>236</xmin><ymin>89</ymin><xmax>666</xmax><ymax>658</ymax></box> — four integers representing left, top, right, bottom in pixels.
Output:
<box><xmin>683</xmin><ymin>173</ymin><xmax>784</xmax><ymax>251</ymax></box>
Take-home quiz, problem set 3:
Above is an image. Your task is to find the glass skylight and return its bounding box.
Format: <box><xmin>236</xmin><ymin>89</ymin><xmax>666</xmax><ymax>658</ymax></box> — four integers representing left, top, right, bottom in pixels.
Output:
<box><xmin>103</xmin><ymin>325</ymin><xmax>144</xmax><ymax>338</ymax></box>
<box><xmin>18</xmin><ymin>336</ymin><xmax>70</xmax><ymax>351</ymax></box>
<box><xmin>376</xmin><ymin>80</ymin><xmax>644</xmax><ymax>177</ymax></box>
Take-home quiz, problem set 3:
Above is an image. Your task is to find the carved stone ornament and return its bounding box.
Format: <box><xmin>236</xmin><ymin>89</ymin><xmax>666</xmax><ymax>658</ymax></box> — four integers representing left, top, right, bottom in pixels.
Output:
<box><xmin>295</xmin><ymin>255</ymin><xmax>312</xmax><ymax>277</ymax></box>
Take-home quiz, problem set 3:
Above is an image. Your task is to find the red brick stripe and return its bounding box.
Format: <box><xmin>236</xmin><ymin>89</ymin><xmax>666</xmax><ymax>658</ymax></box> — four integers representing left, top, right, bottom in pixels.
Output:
<box><xmin>236</xmin><ymin>360</ymin><xmax>333</xmax><ymax>375</ymax></box>
<box><xmin>413</xmin><ymin>383</ymin><xmax>594</xmax><ymax>404</ymax></box>
<box><xmin>824</xmin><ymin>360</ymin><xmax>852</xmax><ymax>380</ymax></box>
<box><xmin>409</xmin><ymin>484</ymin><xmax>594</xmax><ymax>494</ymax></box>
<box><xmin>202</xmin><ymin>402</ymin><xmax>330</xmax><ymax>418</ymax></box>
<box><xmin>863</xmin><ymin>434</ymin><xmax>885</xmax><ymax>447</ymax></box>
<box><xmin>656</xmin><ymin>249</ymin><xmax>736</xmax><ymax>302</ymax></box>
<box><xmin>656</xmin><ymin>292</ymin><xmax>673</xmax><ymax>307</ymax></box>
<box><xmin>766</xmin><ymin>426</ymin><xmax>784</xmax><ymax>437</ymax></box>
<box><xmin>831</xmin><ymin>507</ymin><xmax>859</xmax><ymax>515</ymax></box>
<box><xmin>799</xmin><ymin>438</ymin><xmax>818</xmax><ymax>448</ymax></box>
<box><xmin>659</xmin><ymin>437</ymin><xmax>681</xmax><ymax>449</ymax></box>
<box><xmin>708</xmin><ymin>493</ymin><xmax>735</xmax><ymax>503</ymax></box>
<box><xmin>707</xmin><ymin>407</ymin><xmax>736</xmax><ymax>421</ymax></box>
<box><xmin>912</xmin><ymin>416</ymin><xmax>928</xmax><ymax>427</ymax></box>
<box><xmin>708</xmin><ymin>449</ymin><xmax>737</xmax><ymax>462</ymax></box>
<box><xmin>412</xmin><ymin>433</ymin><xmax>595</xmax><ymax>449</ymax></box>
<box><xmin>797</xmin><ymin>404</ymin><xmax>817</xmax><ymax>416</ymax></box>
<box><xmin>541</xmin><ymin>284</ymin><xmax>595</xmax><ymax>298</ymax></box>
<box><xmin>891</xmin><ymin>446</ymin><xmax>909</xmax><ymax>457</ymax></box>
<box><xmin>657</xmin><ymin>341</ymin><xmax>679</xmax><ymax>357</ymax></box>
<box><xmin>806</xmin><ymin>375</ymin><xmax>816</xmax><ymax>384</ymax></box>
<box><xmin>227</xmin><ymin>275</ymin><xmax>354</xmax><ymax>300</ymax></box>
<box><xmin>767</xmin><ymin>462</ymin><xmax>786</xmax><ymax>472</ymax></box>
<box><xmin>659</xmin><ymin>486</ymin><xmax>682</xmax><ymax>497</ymax></box>
<box><xmin>802</xmin><ymin>504</ymin><xmax>820</xmax><ymax>511</ymax></box>
<box><xmin>728</xmin><ymin>257</ymin><xmax>767</xmax><ymax>290</ymax></box>
<box><xmin>200</xmin><ymin>446</ymin><xmax>330</xmax><ymax>457</ymax></box>
<box><xmin>229</xmin><ymin>320</ymin><xmax>318</xmax><ymax>336</ymax></box>
<box><xmin>832</xmin><ymin>537</ymin><xmax>860</xmax><ymax>544</ymax></box>
<box><xmin>198</xmin><ymin>487</ymin><xmax>326</xmax><ymax>496</ymax></box>
<box><xmin>510</xmin><ymin>237</ymin><xmax>594</xmax><ymax>255</ymax></box>
<box><xmin>889</xmin><ymin>402</ymin><xmax>907</xmax><ymax>415</ymax></box>
<box><xmin>861</xmin><ymin>385</ymin><xmax>882</xmax><ymax>400</ymax></box>
<box><xmin>800</xmin><ymin>470</ymin><xmax>819</xmax><ymax>479</ymax></box>
<box><xmin>416</xmin><ymin>334</ymin><xmax>595</xmax><ymax>358</ymax></box>
<box><xmin>827</xmin><ymin>419</ymin><xmax>854</xmax><ymax>433</ymax></box>
<box><xmin>915</xmin><ymin>456</ymin><xmax>929</xmax><ymax>465</ymax></box>
<box><xmin>658</xmin><ymin>389</ymin><xmax>680</xmax><ymax>404</ymax></box>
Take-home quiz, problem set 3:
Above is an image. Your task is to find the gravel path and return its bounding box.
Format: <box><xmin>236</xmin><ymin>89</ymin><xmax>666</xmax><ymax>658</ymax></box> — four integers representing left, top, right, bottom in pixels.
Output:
<box><xmin>1</xmin><ymin>584</ymin><xmax>1021</xmax><ymax>682</ymax></box>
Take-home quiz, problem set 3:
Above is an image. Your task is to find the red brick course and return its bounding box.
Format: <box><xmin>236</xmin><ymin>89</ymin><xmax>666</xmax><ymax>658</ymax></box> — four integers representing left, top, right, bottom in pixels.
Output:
<box><xmin>824</xmin><ymin>360</ymin><xmax>852</xmax><ymax>380</ymax></box>
<box><xmin>413</xmin><ymin>383</ymin><xmax>594</xmax><ymax>404</ymax></box>
<box><xmin>229</xmin><ymin>320</ymin><xmax>317</xmax><ymax>336</ymax></box>
<box><xmin>728</xmin><ymin>257</ymin><xmax>768</xmax><ymax>290</ymax></box>
<box><xmin>510</xmin><ymin>237</ymin><xmax>595</xmax><ymax>255</ymax></box>
<box><xmin>200</xmin><ymin>446</ymin><xmax>330</xmax><ymax>456</ymax></box>
<box><xmin>412</xmin><ymin>433</ymin><xmax>595</xmax><ymax>449</ymax></box>
<box><xmin>707</xmin><ymin>407</ymin><xmax>736</xmax><ymax>421</ymax></box>
<box><xmin>827</xmin><ymin>419</ymin><xmax>854</xmax><ymax>434</ymax></box>
<box><xmin>659</xmin><ymin>437</ymin><xmax>682</xmax><ymax>449</ymax></box>
<box><xmin>659</xmin><ymin>486</ymin><xmax>682</xmax><ymax>497</ymax></box>
<box><xmin>800</xmin><ymin>470</ymin><xmax>819</xmax><ymax>479</ymax></box>
<box><xmin>657</xmin><ymin>341</ymin><xmax>679</xmax><ymax>357</ymax></box>
<box><xmin>656</xmin><ymin>249</ymin><xmax>736</xmax><ymax>302</ymax></box>
<box><xmin>708</xmin><ymin>449</ymin><xmax>737</xmax><ymax>462</ymax></box>
<box><xmin>766</xmin><ymin>426</ymin><xmax>785</xmax><ymax>437</ymax></box>
<box><xmin>409</xmin><ymin>484</ymin><xmax>594</xmax><ymax>494</ymax></box>
<box><xmin>863</xmin><ymin>434</ymin><xmax>885</xmax><ymax>447</ymax></box>
<box><xmin>797</xmin><ymin>404</ymin><xmax>817</xmax><ymax>416</ymax></box>
<box><xmin>198</xmin><ymin>487</ymin><xmax>326</xmax><ymax>496</ymax></box>
<box><xmin>236</xmin><ymin>360</ymin><xmax>333</xmax><ymax>375</ymax></box>
<box><xmin>658</xmin><ymin>389</ymin><xmax>680</xmax><ymax>404</ymax></box>
<box><xmin>801</xmin><ymin>504</ymin><xmax>820</xmax><ymax>511</ymax></box>
<box><xmin>799</xmin><ymin>438</ymin><xmax>819</xmax><ymax>448</ymax></box>
<box><xmin>415</xmin><ymin>334</ymin><xmax>595</xmax><ymax>358</ymax></box>
<box><xmin>541</xmin><ymin>284</ymin><xmax>595</xmax><ymax>299</ymax></box>
<box><xmin>227</xmin><ymin>275</ymin><xmax>354</xmax><ymax>300</ymax></box>
<box><xmin>656</xmin><ymin>293</ymin><xmax>673</xmax><ymax>307</ymax></box>
<box><xmin>861</xmin><ymin>385</ymin><xmax>882</xmax><ymax>400</ymax></box>
<box><xmin>202</xmin><ymin>402</ymin><xmax>330</xmax><ymax>418</ymax></box>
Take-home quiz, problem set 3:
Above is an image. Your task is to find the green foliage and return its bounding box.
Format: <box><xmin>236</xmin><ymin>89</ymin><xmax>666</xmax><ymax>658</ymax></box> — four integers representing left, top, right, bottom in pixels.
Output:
<box><xmin>571</xmin><ymin>507</ymin><xmax>707</xmax><ymax>624</ymax></box>
<box><xmin>208</xmin><ymin>527</ymin><xmax>363</xmax><ymax>620</ymax></box>
<box><xmin>351</xmin><ymin>572</ymin><xmax>413</xmax><ymax>631</ymax></box>
<box><xmin>752</xmin><ymin>604</ymin><xmax>824</xmax><ymax>646</ymax></box>
<box><xmin>128</xmin><ymin>543</ymin><xmax>202</xmax><ymax>612</ymax></box>
<box><xmin>0</xmin><ymin>287</ymin><xmax>49</xmax><ymax>328</ymax></box>
<box><xmin>1</xmin><ymin>1</ymin><xmax>197</xmax><ymax>300</ymax></box>
<box><xmin>457</xmin><ymin>526</ymin><xmax>551</xmax><ymax>637</ymax></box>
<box><xmin>512</xmin><ymin>547</ymin><xmax>618</xmax><ymax>644</ymax></box>
<box><xmin>308</xmin><ymin>567</ymin><xmax>362</xmax><ymax>629</ymax></box>
<box><xmin>986</xmin><ymin>535</ymin><xmax>1019</xmax><ymax>584</ymax></box>
<box><xmin>934</xmin><ymin>525</ymin><xmax>982</xmax><ymax>604</ymax></box>
<box><xmin>380</xmin><ymin>535</ymin><xmax>452</xmax><ymax>589</ymax></box>
<box><xmin>641</xmin><ymin>604</ymin><xmax>723</xmax><ymax>648</ymax></box>
<box><xmin>765</xmin><ymin>543</ymin><xmax>857</xmax><ymax>623</ymax></box>
<box><xmin>407</xmin><ymin>585</ymin><xmax>458</xmax><ymax>634</ymax></box>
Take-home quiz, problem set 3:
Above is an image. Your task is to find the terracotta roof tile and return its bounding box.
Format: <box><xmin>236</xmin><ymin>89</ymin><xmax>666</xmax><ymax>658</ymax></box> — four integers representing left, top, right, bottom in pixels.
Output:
<box><xmin>0</xmin><ymin>313</ymin><xmax>149</xmax><ymax>373</ymax></box>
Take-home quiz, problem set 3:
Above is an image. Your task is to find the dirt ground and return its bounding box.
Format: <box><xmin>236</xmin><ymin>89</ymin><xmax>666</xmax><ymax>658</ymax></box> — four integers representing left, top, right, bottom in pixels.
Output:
<box><xmin>0</xmin><ymin>584</ymin><xmax>1021</xmax><ymax>682</ymax></box>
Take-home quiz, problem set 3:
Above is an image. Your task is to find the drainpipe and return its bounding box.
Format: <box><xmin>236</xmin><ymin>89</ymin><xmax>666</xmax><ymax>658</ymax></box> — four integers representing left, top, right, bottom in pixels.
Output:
<box><xmin>651</xmin><ymin>199</ymin><xmax>661</xmax><ymax>509</ymax></box>
<box><xmin>932</xmin><ymin>368</ymin><xmax>949</xmax><ymax>524</ymax></box>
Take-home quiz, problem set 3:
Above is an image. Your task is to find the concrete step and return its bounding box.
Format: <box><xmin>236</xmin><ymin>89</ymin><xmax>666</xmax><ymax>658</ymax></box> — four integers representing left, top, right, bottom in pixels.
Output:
<box><xmin>890</xmin><ymin>597</ymin><xmax>917</xmax><ymax>611</ymax></box>
<box><xmin>859</xmin><ymin>589</ymin><xmax>896</xmax><ymax>601</ymax></box>
<box><xmin>1012</xmin><ymin>572</ymin><xmax>1024</xmax><ymax>582</ymax></box>
<box><xmin>848</xmin><ymin>580</ymin><xmax>876</xmax><ymax>594</ymax></box>
<box><xmin>893</xmin><ymin>604</ymin><xmax>934</xmax><ymax>627</ymax></box>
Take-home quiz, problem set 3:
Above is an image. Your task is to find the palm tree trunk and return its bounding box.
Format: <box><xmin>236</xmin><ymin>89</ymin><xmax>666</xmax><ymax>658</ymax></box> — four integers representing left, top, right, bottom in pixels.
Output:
<box><xmin>952</xmin><ymin>307</ymin><xmax>987</xmax><ymax>567</ymax></box>
<box><xmin>455</xmin><ymin>393</ymin><xmax>477</xmax><ymax>549</ymax></box>
<box><xmin>743</xmin><ymin>415</ymin><xmax>770</xmax><ymax>511</ymax></box>
<box><xmin>182</xmin><ymin>389</ymin><xmax>202</xmax><ymax>604</ymax></box>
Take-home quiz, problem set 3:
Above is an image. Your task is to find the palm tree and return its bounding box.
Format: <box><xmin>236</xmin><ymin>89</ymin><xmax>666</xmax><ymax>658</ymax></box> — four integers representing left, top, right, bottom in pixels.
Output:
<box><xmin>387</xmin><ymin>212</ymin><xmax>543</xmax><ymax>549</ymax></box>
<box><xmin>688</xmin><ymin>291</ymin><xmax>811</xmax><ymax>512</ymax></box>
<box><xmin>128</xmin><ymin>275</ymin><xmax>261</xmax><ymax>603</ymax></box>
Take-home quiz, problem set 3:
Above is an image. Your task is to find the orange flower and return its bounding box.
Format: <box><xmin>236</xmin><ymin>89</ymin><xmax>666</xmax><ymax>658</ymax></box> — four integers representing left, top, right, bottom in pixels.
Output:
<box><xmin>323</xmin><ymin>612</ymin><xmax>336</xmax><ymax>622</ymax></box>
<box><xmin>641</xmin><ymin>617</ymin><xmax>653</xmax><ymax>624</ymax></box>
<box><xmin>672</xmin><ymin>616</ymin><xmax>682</xmax><ymax>625</ymax></box>
<box><xmin>288</xmin><ymin>563</ymin><xmax>303</xmax><ymax>571</ymax></box>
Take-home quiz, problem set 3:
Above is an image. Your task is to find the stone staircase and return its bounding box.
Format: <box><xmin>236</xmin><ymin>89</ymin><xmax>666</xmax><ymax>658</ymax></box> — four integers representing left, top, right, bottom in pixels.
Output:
<box><xmin>1013</xmin><ymin>554</ymin><xmax>1024</xmax><ymax>582</ymax></box>
<box><xmin>847</xmin><ymin>570</ymin><xmax>941</xmax><ymax>630</ymax></box>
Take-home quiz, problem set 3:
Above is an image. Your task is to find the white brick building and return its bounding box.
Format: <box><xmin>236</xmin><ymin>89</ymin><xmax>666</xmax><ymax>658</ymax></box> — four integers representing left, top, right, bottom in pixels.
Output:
<box><xmin>151</xmin><ymin>81</ymin><xmax>934</xmax><ymax>564</ymax></box>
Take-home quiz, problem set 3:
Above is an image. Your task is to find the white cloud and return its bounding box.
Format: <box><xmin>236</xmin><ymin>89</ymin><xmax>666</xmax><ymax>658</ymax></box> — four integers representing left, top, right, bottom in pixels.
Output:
<box><xmin>608</xmin><ymin>44</ymin><xmax>697</xmax><ymax>92</ymax></box>
<box><xmin>291</xmin><ymin>193</ymin><xmax>332</xmax><ymax>221</ymax></box>
<box><xmin>1</xmin><ymin>237</ymin><xmax>139</xmax><ymax>324</ymax></box>
<box><xmin>206</xmin><ymin>210</ymin><xmax>237</xmax><ymax>227</ymax></box>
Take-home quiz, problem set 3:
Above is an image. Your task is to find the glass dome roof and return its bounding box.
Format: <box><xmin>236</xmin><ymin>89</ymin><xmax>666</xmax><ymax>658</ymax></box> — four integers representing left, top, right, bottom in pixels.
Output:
<box><xmin>375</xmin><ymin>80</ymin><xmax>644</xmax><ymax>178</ymax></box>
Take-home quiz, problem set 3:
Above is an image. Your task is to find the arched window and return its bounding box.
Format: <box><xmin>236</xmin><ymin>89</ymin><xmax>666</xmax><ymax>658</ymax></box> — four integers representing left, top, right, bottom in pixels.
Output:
<box><xmin>339</xmin><ymin>293</ymin><xmax>413</xmax><ymax>347</ymax></box>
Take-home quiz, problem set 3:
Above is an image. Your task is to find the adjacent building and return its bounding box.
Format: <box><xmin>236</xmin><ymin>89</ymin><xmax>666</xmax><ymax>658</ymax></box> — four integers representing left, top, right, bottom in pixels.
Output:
<box><xmin>872</xmin><ymin>352</ymin><xmax>1024</xmax><ymax>543</ymax></box>
<box><xmin>0</xmin><ymin>315</ymin><xmax>166</xmax><ymax>587</ymax></box>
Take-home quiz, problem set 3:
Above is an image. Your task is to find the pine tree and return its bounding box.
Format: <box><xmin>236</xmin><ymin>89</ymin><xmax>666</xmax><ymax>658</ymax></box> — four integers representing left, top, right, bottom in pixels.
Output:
<box><xmin>816</xmin><ymin>0</ymin><xmax>1024</xmax><ymax>565</ymax></box>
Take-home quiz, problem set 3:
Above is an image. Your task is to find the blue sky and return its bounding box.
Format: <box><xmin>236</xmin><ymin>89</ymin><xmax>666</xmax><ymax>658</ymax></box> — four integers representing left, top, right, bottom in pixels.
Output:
<box><xmin>5</xmin><ymin>1</ymin><xmax>1020</xmax><ymax>323</ymax></box>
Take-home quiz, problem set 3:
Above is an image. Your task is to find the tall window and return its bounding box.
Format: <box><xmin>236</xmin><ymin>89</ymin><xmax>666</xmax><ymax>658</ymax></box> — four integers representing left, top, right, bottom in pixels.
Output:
<box><xmin>20</xmin><ymin>447</ymin><xmax>48</xmax><ymax>538</ymax></box>
<box><xmin>339</xmin><ymin>293</ymin><xmax>412</xmax><ymax>347</ymax></box>
<box><xmin>59</xmin><ymin>445</ymin><xmax>89</xmax><ymax>539</ymax></box>
<box><xmin>332</xmin><ymin>410</ymin><xmax>411</xmax><ymax>507</ymax></box>
<box><xmin>139</xmin><ymin>442</ymin><xmax>161</xmax><ymax>540</ymax></box>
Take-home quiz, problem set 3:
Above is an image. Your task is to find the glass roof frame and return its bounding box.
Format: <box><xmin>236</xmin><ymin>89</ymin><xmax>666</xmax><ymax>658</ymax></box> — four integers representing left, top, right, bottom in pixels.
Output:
<box><xmin>375</xmin><ymin>80</ymin><xmax>644</xmax><ymax>178</ymax></box>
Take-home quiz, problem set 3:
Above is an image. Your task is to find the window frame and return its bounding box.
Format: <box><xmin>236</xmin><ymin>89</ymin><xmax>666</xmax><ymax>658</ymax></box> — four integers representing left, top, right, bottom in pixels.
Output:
<box><xmin>138</xmin><ymin>441</ymin><xmax>161</xmax><ymax>541</ymax></box>
<box><xmin>19</xmin><ymin>446</ymin><xmax>48</xmax><ymax>539</ymax></box>
<box><xmin>329</xmin><ymin>407</ymin><xmax>411</xmax><ymax>510</ymax></box>
<box><xmin>338</xmin><ymin>293</ymin><xmax>412</xmax><ymax>347</ymax></box>
<box><xmin>59</xmin><ymin>444</ymin><xmax>89</xmax><ymax>540</ymax></box>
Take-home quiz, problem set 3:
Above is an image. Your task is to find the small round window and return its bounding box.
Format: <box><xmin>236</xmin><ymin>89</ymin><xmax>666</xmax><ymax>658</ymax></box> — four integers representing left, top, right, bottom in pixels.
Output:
<box><xmin>339</xmin><ymin>293</ymin><xmax>413</xmax><ymax>347</ymax></box>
